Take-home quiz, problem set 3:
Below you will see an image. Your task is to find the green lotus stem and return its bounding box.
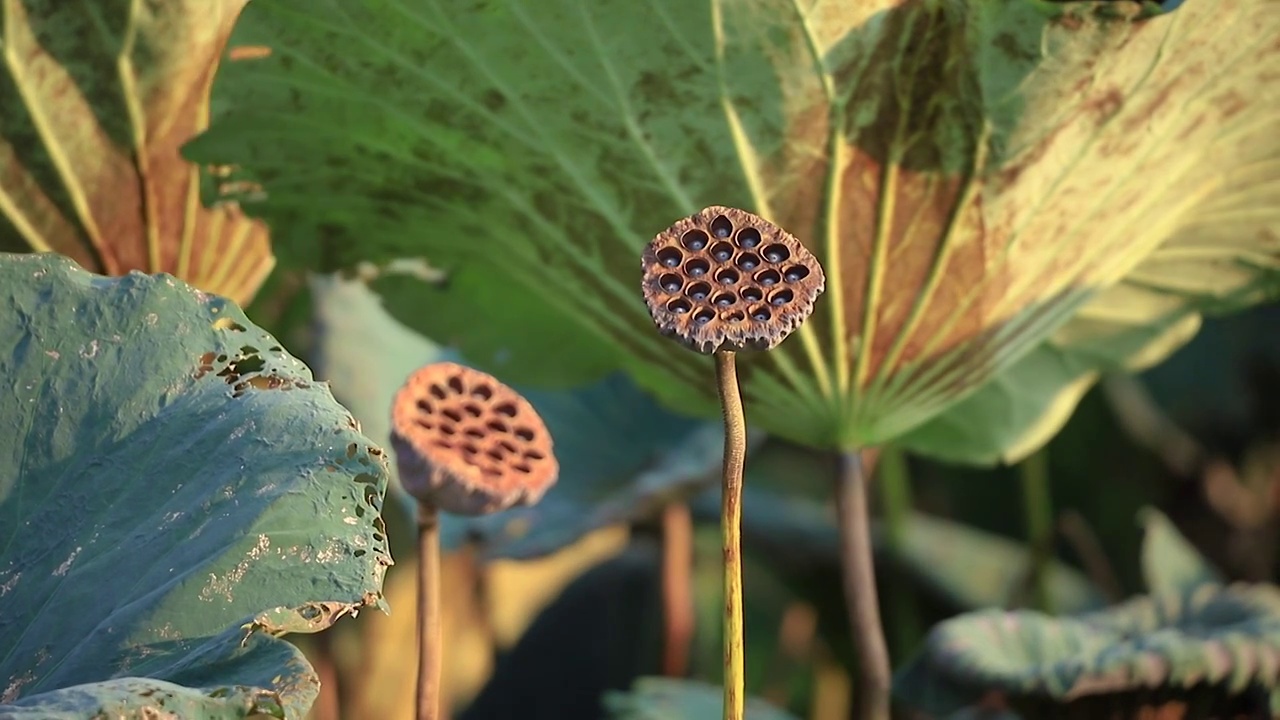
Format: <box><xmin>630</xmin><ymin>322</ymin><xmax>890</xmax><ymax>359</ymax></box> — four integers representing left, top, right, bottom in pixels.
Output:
<box><xmin>714</xmin><ymin>350</ymin><xmax>747</xmax><ymax>720</ymax></box>
<box><xmin>834</xmin><ymin>450</ymin><xmax>892</xmax><ymax>720</ymax></box>
<box><xmin>877</xmin><ymin>446</ymin><xmax>923</xmax><ymax>657</ymax></box>
<box><xmin>416</xmin><ymin>501</ymin><xmax>444</xmax><ymax>720</ymax></box>
<box><xmin>1019</xmin><ymin>448</ymin><xmax>1055</xmax><ymax>614</ymax></box>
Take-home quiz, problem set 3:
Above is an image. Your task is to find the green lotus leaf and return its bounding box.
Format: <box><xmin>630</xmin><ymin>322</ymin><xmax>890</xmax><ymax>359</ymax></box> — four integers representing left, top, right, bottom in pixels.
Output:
<box><xmin>189</xmin><ymin>0</ymin><xmax>1278</xmax><ymax>453</ymax></box>
<box><xmin>604</xmin><ymin>678</ymin><xmax>800</xmax><ymax>720</ymax></box>
<box><xmin>0</xmin><ymin>253</ymin><xmax>391</xmax><ymax>718</ymax></box>
<box><xmin>894</xmin><ymin>507</ymin><xmax>1280</xmax><ymax>718</ymax></box>
<box><xmin>0</xmin><ymin>0</ymin><xmax>274</xmax><ymax>305</ymax></box>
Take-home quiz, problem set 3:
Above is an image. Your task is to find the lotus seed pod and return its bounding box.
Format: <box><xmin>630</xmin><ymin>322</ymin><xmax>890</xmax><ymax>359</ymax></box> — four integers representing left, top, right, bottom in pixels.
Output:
<box><xmin>641</xmin><ymin>206</ymin><xmax>825</xmax><ymax>354</ymax></box>
<box><xmin>390</xmin><ymin>362</ymin><xmax>557</xmax><ymax>515</ymax></box>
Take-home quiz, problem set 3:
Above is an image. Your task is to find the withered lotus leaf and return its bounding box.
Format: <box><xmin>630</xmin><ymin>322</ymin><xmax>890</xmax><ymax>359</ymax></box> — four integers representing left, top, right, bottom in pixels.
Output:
<box><xmin>191</xmin><ymin>0</ymin><xmax>1279</xmax><ymax>452</ymax></box>
<box><xmin>0</xmin><ymin>0</ymin><xmax>273</xmax><ymax>306</ymax></box>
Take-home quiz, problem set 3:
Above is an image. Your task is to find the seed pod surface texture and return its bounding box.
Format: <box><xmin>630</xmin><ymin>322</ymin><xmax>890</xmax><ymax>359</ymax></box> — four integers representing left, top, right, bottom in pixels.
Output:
<box><xmin>390</xmin><ymin>362</ymin><xmax>557</xmax><ymax>515</ymax></box>
<box><xmin>641</xmin><ymin>206</ymin><xmax>825</xmax><ymax>354</ymax></box>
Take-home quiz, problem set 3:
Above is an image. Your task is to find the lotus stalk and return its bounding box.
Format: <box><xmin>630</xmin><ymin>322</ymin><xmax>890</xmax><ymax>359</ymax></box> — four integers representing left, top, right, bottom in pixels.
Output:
<box><xmin>641</xmin><ymin>206</ymin><xmax>825</xmax><ymax>720</ymax></box>
<box><xmin>391</xmin><ymin>363</ymin><xmax>559</xmax><ymax>720</ymax></box>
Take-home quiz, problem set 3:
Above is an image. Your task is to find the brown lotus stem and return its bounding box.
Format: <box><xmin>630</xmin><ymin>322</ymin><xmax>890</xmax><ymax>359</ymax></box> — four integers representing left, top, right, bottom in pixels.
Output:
<box><xmin>641</xmin><ymin>206</ymin><xmax>824</xmax><ymax>720</ymax></box>
<box><xmin>416</xmin><ymin>501</ymin><xmax>443</xmax><ymax>720</ymax></box>
<box><xmin>391</xmin><ymin>363</ymin><xmax>559</xmax><ymax>720</ymax></box>
<box><xmin>834</xmin><ymin>450</ymin><xmax>892</xmax><ymax>720</ymax></box>
<box><xmin>660</xmin><ymin>501</ymin><xmax>695</xmax><ymax>678</ymax></box>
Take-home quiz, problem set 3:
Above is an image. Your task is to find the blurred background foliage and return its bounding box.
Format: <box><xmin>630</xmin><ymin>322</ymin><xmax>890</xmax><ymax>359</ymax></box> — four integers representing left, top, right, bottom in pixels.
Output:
<box><xmin>0</xmin><ymin>0</ymin><xmax>1277</xmax><ymax>718</ymax></box>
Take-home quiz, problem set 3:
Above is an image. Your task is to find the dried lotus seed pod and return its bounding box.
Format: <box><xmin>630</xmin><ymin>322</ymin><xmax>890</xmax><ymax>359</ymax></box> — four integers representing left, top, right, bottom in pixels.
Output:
<box><xmin>641</xmin><ymin>206</ymin><xmax>825</xmax><ymax>354</ymax></box>
<box><xmin>390</xmin><ymin>362</ymin><xmax>557</xmax><ymax>515</ymax></box>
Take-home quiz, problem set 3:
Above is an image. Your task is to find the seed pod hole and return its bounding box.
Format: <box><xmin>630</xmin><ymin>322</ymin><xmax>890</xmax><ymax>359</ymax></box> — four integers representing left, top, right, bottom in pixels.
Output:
<box><xmin>500</xmin><ymin>440</ymin><xmax>519</xmax><ymax>454</ymax></box>
<box><xmin>685</xmin><ymin>258</ymin><xmax>710</xmax><ymax>277</ymax></box>
<box><xmin>710</xmin><ymin>215</ymin><xmax>734</xmax><ymax>239</ymax></box>
<box><xmin>447</xmin><ymin>376</ymin><xmax>465</xmax><ymax>394</ymax></box>
<box><xmin>763</xmin><ymin>244</ymin><xmax>790</xmax><ymax>263</ymax></box>
<box><xmin>681</xmin><ymin>229</ymin><xmax>709</xmax><ymax>251</ymax></box>
<box><xmin>464</xmin><ymin>403</ymin><xmax>482</xmax><ymax>418</ymax></box>
<box><xmin>495</xmin><ymin>402</ymin><xmax>518</xmax><ymax>417</ymax></box>
<box><xmin>715</xmin><ymin>268</ymin><xmax>739</xmax><ymax>285</ymax></box>
<box><xmin>416</xmin><ymin>419</ymin><xmax>434</xmax><ymax>430</ymax></box>
<box><xmin>710</xmin><ymin>241</ymin><xmax>734</xmax><ymax>262</ymax></box>
<box><xmin>430</xmin><ymin>385</ymin><xmax>447</xmax><ymax>401</ymax></box>
<box><xmin>482</xmin><ymin>466</ymin><xmax>503</xmax><ymax>478</ymax></box>
<box><xmin>755</xmin><ymin>268</ymin><xmax>782</xmax><ymax>286</ymax></box>
<box><xmin>657</xmin><ymin>247</ymin><xmax>683</xmax><ymax>267</ymax></box>
<box><xmin>686</xmin><ymin>282</ymin><xmax>711</xmax><ymax>301</ymax></box>
<box><xmin>486</xmin><ymin>449</ymin><xmax>504</xmax><ymax>462</ymax></box>
<box><xmin>513</xmin><ymin>462</ymin><xmax>533</xmax><ymax>474</ymax></box>
<box><xmin>471</xmin><ymin>384</ymin><xmax>492</xmax><ymax>401</ymax></box>
<box><xmin>784</xmin><ymin>265</ymin><xmax>811</xmax><ymax>282</ymax></box>
<box><xmin>770</xmin><ymin>288</ymin><xmax>795</xmax><ymax>306</ymax></box>
<box><xmin>694</xmin><ymin>309</ymin><xmax>715</xmax><ymax>324</ymax></box>
<box><xmin>667</xmin><ymin>297</ymin><xmax>693</xmax><ymax>314</ymax></box>
<box><xmin>433</xmin><ymin>439</ymin><xmax>453</xmax><ymax>450</ymax></box>
<box><xmin>462</xmin><ymin>442</ymin><xmax>479</xmax><ymax>455</ymax></box>
<box><xmin>487</xmin><ymin>419</ymin><xmax>509</xmax><ymax>434</ymax></box>
<box><xmin>736</xmin><ymin>227</ymin><xmax>762</xmax><ymax>249</ymax></box>
<box><xmin>713</xmin><ymin>292</ymin><xmax>737</xmax><ymax>307</ymax></box>
<box><xmin>416</xmin><ymin>399</ymin><xmax>434</xmax><ymax>414</ymax></box>
<box><xmin>741</xmin><ymin>286</ymin><xmax>764</xmax><ymax>302</ymax></box>
<box><xmin>465</xmin><ymin>427</ymin><xmax>485</xmax><ymax>439</ymax></box>
<box><xmin>514</xmin><ymin>427</ymin><xmax>535</xmax><ymax>442</ymax></box>
<box><xmin>751</xmin><ymin>306</ymin><xmax>772</xmax><ymax>322</ymax></box>
<box><xmin>736</xmin><ymin>253</ymin><xmax>760</xmax><ymax>271</ymax></box>
<box><xmin>725</xmin><ymin>310</ymin><xmax>746</xmax><ymax>323</ymax></box>
<box><xmin>440</xmin><ymin>424</ymin><xmax>457</xmax><ymax>436</ymax></box>
<box><xmin>524</xmin><ymin>450</ymin><xmax>546</xmax><ymax>461</ymax></box>
<box><xmin>442</xmin><ymin>409</ymin><xmax>462</xmax><ymax>424</ymax></box>
<box><xmin>659</xmin><ymin>273</ymin><xmax>683</xmax><ymax>293</ymax></box>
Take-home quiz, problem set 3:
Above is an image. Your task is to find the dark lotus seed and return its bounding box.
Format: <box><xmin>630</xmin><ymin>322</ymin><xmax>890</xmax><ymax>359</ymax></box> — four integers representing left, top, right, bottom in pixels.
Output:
<box><xmin>659</xmin><ymin>273</ymin><xmax>683</xmax><ymax>292</ymax></box>
<box><xmin>784</xmin><ymin>265</ymin><xmax>810</xmax><ymax>282</ymax></box>
<box><xmin>755</xmin><ymin>268</ymin><xmax>781</xmax><ymax>286</ymax></box>
<box><xmin>686</xmin><ymin>282</ymin><xmax>711</xmax><ymax>300</ymax></box>
<box><xmin>736</xmin><ymin>227</ymin><xmax>762</xmax><ymax>248</ymax></box>
<box><xmin>711</xmin><ymin>241</ymin><xmax>734</xmax><ymax>262</ymax></box>
<box><xmin>686</xmin><ymin>258</ymin><xmax>710</xmax><ymax>277</ymax></box>
<box><xmin>741</xmin><ymin>287</ymin><xmax>764</xmax><ymax>302</ymax></box>
<box><xmin>682</xmin><ymin>229</ymin><xmax>709</xmax><ymax>251</ymax></box>
<box><xmin>713</xmin><ymin>292</ymin><xmax>736</xmax><ymax>307</ymax></box>
<box><xmin>667</xmin><ymin>297</ymin><xmax>692</xmax><ymax>314</ymax></box>
<box><xmin>751</xmin><ymin>307</ymin><xmax>771</xmax><ymax>321</ymax></box>
<box><xmin>763</xmin><ymin>244</ymin><xmax>790</xmax><ymax>263</ymax></box>
<box><xmin>657</xmin><ymin>247</ymin><xmax>682</xmax><ymax>267</ymax></box>
<box><xmin>770</xmin><ymin>288</ymin><xmax>794</xmax><ymax>306</ymax></box>
<box><xmin>736</xmin><ymin>253</ymin><xmax>760</xmax><ymax>271</ymax></box>
<box><xmin>711</xmin><ymin>215</ymin><xmax>733</xmax><ymax>238</ymax></box>
<box><xmin>694</xmin><ymin>309</ymin><xmax>715</xmax><ymax>324</ymax></box>
<box><xmin>716</xmin><ymin>268</ymin><xmax>739</xmax><ymax>285</ymax></box>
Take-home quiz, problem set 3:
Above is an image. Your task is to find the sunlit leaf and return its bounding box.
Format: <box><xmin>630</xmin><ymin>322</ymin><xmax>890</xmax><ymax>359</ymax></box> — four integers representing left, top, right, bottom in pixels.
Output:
<box><xmin>190</xmin><ymin>0</ymin><xmax>1278</xmax><ymax>451</ymax></box>
<box><xmin>0</xmin><ymin>0</ymin><xmax>273</xmax><ymax>305</ymax></box>
<box><xmin>0</xmin><ymin>253</ymin><xmax>391</xmax><ymax>719</ymax></box>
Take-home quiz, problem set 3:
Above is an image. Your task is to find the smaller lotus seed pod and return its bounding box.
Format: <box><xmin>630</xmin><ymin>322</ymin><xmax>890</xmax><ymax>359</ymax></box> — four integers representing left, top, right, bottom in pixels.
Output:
<box><xmin>390</xmin><ymin>362</ymin><xmax>557</xmax><ymax>515</ymax></box>
<box><xmin>641</xmin><ymin>206</ymin><xmax>825</xmax><ymax>354</ymax></box>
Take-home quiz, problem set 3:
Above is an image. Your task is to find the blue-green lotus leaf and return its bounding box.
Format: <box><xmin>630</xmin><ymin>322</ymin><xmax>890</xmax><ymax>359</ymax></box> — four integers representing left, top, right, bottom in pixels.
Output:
<box><xmin>0</xmin><ymin>253</ymin><xmax>392</xmax><ymax>718</ymax></box>
<box><xmin>604</xmin><ymin>678</ymin><xmax>799</xmax><ymax>720</ymax></box>
<box><xmin>895</xmin><ymin>509</ymin><xmax>1280</xmax><ymax>717</ymax></box>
